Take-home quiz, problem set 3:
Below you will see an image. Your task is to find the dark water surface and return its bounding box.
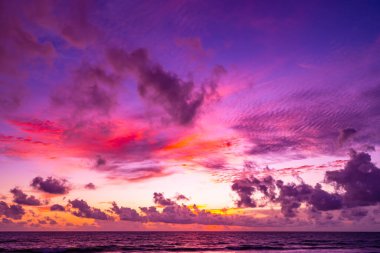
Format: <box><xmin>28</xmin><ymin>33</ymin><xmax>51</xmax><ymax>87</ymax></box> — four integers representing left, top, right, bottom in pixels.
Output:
<box><xmin>0</xmin><ymin>232</ymin><xmax>379</xmax><ymax>252</ymax></box>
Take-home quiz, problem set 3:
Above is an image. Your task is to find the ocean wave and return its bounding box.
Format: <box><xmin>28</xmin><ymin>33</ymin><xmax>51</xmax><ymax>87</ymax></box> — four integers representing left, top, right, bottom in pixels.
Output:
<box><xmin>0</xmin><ymin>232</ymin><xmax>379</xmax><ymax>252</ymax></box>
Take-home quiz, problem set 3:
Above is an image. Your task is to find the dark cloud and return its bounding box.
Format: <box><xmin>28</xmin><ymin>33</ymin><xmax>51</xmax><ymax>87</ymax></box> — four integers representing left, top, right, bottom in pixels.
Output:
<box><xmin>140</xmin><ymin>204</ymin><xmax>196</xmax><ymax>224</ymax></box>
<box><xmin>0</xmin><ymin>194</ymin><xmax>286</xmax><ymax>228</ymax></box>
<box><xmin>10</xmin><ymin>188</ymin><xmax>42</xmax><ymax>206</ymax></box>
<box><xmin>69</xmin><ymin>199</ymin><xmax>109</xmax><ymax>220</ymax></box>
<box><xmin>175</xmin><ymin>194</ymin><xmax>189</xmax><ymax>201</ymax></box>
<box><xmin>232</xmin><ymin>176</ymin><xmax>343</xmax><ymax>217</ymax></box>
<box><xmin>84</xmin><ymin>183</ymin><xmax>96</xmax><ymax>190</ymax></box>
<box><xmin>50</xmin><ymin>204</ymin><xmax>65</xmax><ymax>212</ymax></box>
<box><xmin>231</xmin><ymin>178</ymin><xmax>257</xmax><ymax>208</ymax></box>
<box><xmin>96</xmin><ymin>157</ymin><xmax>107</xmax><ymax>167</ymax></box>
<box><xmin>231</xmin><ymin>176</ymin><xmax>276</xmax><ymax>208</ymax></box>
<box><xmin>338</xmin><ymin>128</ymin><xmax>357</xmax><ymax>145</ymax></box>
<box><xmin>31</xmin><ymin>176</ymin><xmax>70</xmax><ymax>194</ymax></box>
<box><xmin>0</xmin><ymin>201</ymin><xmax>25</xmax><ymax>219</ymax></box>
<box><xmin>38</xmin><ymin>219</ymin><xmax>47</xmax><ymax>225</ymax></box>
<box><xmin>153</xmin><ymin>192</ymin><xmax>176</xmax><ymax>206</ymax></box>
<box><xmin>111</xmin><ymin>202</ymin><xmax>144</xmax><ymax>222</ymax></box>
<box><xmin>325</xmin><ymin>150</ymin><xmax>380</xmax><ymax>207</ymax></box>
<box><xmin>276</xmin><ymin>181</ymin><xmax>342</xmax><ymax>217</ymax></box>
<box><xmin>107</xmin><ymin>48</ymin><xmax>224</xmax><ymax>125</ymax></box>
<box><xmin>51</xmin><ymin>63</ymin><xmax>120</xmax><ymax>116</ymax></box>
<box><xmin>34</xmin><ymin>216</ymin><xmax>59</xmax><ymax>226</ymax></box>
<box><xmin>45</xmin><ymin>216</ymin><xmax>58</xmax><ymax>225</ymax></box>
<box><xmin>111</xmin><ymin>193</ymin><xmax>271</xmax><ymax>227</ymax></box>
<box><xmin>364</xmin><ymin>145</ymin><xmax>376</xmax><ymax>152</ymax></box>
<box><xmin>1</xmin><ymin>218</ymin><xmax>13</xmax><ymax>224</ymax></box>
<box><xmin>232</xmin><ymin>151</ymin><xmax>380</xmax><ymax>218</ymax></box>
<box><xmin>308</xmin><ymin>184</ymin><xmax>343</xmax><ymax>212</ymax></box>
<box><xmin>341</xmin><ymin>208</ymin><xmax>369</xmax><ymax>221</ymax></box>
<box><xmin>137</xmin><ymin>202</ymin><xmax>273</xmax><ymax>227</ymax></box>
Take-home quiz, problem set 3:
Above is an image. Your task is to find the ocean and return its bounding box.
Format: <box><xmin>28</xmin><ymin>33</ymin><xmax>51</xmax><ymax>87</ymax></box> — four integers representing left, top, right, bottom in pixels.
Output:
<box><xmin>0</xmin><ymin>232</ymin><xmax>379</xmax><ymax>252</ymax></box>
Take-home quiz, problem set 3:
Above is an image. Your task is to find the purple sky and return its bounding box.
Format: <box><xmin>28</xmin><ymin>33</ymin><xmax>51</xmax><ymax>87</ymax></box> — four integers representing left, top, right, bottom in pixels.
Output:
<box><xmin>1</xmin><ymin>0</ymin><xmax>380</xmax><ymax>231</ymax></box>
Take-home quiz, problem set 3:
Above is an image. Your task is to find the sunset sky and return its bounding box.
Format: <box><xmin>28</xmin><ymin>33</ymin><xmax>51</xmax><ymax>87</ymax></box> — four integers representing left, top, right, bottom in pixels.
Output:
<box><xmin>1</xmin><ymin>0</ymin><xmax>380</xmax><ymax>231</ymax></box>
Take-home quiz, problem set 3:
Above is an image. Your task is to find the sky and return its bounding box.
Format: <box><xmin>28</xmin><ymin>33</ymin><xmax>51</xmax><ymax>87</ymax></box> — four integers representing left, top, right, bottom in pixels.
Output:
<box><xmin>1</xmin><ymin>0</ymin><xmax>380</xmax><ymax>231</ymax></box>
